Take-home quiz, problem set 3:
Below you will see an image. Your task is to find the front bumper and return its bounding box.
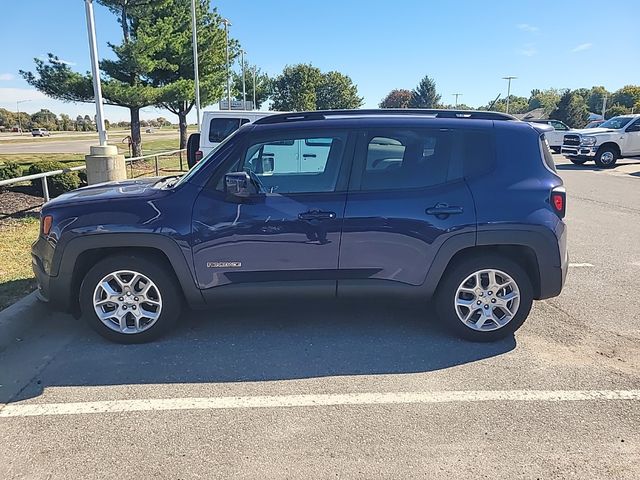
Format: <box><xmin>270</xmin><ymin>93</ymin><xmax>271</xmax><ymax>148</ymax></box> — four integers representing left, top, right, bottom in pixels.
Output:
<box><xmin>561</xmin><ymin>145</ymin><xmax>597</xmax><ymax>157</ymax></box>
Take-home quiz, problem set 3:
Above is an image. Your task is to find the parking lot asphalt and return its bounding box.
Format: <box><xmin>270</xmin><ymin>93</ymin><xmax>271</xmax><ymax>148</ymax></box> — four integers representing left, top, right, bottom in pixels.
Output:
<box><xmin>1</xmin><ymin>155</ymin><xmax>639</xmax><ymax>479</ymax></box>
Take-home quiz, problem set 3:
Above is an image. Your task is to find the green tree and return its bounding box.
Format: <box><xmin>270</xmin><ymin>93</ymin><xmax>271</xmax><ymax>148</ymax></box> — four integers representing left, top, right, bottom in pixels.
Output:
<box><xmin>137</xmin><ymin>0</ymin><xmax>231</xmax><ymax>149</ymax></box>
<box><xmin>21</xmin><ymin>0</ymin><xmax>165</xmax><ymax>157</ymax></box>
<box><xmin>232</xmin><ymin>63</ymin><xmax>271</xmax><ymax>110</ymax></box>
<box><xmin>31</xmin><ymin>109</ymin><xmax>58</xmax><ymax>130</ymax></box>
<box><xmin>0</xmin><ymin>108</ymin><xmax>15</xmax><ymax>129</ymax></box>
<box><xmin>611</xmin><ymin>85</ymin><xmax>640</xmax><ymax>110</ymax></box>
<box><xmin>528</xmin><ymin>88</ymin><xmax>561</xmax><ymax>114</ymax></box>
<box><xmin>379</xmin><ymin>89</ymin><xmax>412</xmax><ymax>108</ymax></box>
<box><xmin>271</xmin><ymin>64</ymin><xmax>323</xmax><ymax>111</ymax></box>
<box><xmin>605</xmin><ymin>104</ymin><xmax>631</xmax><ymax>119</ymax></box>
<box><xmin>484</xmin><ymin>95</ymin><xmax>529</xmax><ymax>114</ymax></box>
<box><xmin>586</xmin><ymin>86</ymin><xmax>609</xmax><ymax>114</ymax></box>
<box><xmin>410</xmin><ymin>75</ymin><xmax>441</xmax><ymax>108</ymax></box>
<box><xmin>58</xmin><ymin>113</ymin><xmax>72</xmax><ymax>131</ymax></box>
<box><xmin>316</xmin><ymin>71</ymin><xmax>363</xmax><ymax>110</ymax></box>
<box><xmin>550</xmin><ymin>90</ymin><xmax>589</xmax><ymax>128</ymax></box>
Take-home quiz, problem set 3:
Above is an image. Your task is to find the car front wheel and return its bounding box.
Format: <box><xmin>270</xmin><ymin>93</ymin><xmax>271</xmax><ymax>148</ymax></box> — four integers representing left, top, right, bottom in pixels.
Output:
<box><xmin>436</xmin><ymin>255</ymin><xmax>533</xmax><ymax>342</ymax></box>
<box><xmin>80</xmin><ymin>255</ymin><xmax>181</xmax><ymax>343</ymax></box>
<box><xmin>594</xmin><ymin>146</ymin><xmax>618</xmax><ymax>168</ymax></box>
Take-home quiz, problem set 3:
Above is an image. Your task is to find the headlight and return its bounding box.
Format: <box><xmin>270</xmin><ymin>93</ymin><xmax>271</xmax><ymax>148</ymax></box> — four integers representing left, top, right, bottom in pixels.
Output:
<box><xmin>581</xmin><ymin>136</ymin><xmax>597</xmax><ymax>146</ymax></box>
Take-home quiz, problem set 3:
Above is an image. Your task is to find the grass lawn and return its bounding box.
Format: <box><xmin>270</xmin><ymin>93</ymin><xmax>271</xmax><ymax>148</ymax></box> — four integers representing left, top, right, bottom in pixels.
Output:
<box><xmin>0</xmin><ymin>217</ymin><xmax>40</xmax><ymax>311</ymax></box>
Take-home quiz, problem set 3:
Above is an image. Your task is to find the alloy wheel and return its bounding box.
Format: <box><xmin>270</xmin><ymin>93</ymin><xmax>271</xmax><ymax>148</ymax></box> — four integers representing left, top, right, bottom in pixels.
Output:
<box><xmin>454</xmin><ymin>269</ymin><xmax>521</xmax><ymax>331</ymax></box>
<box><xmin>92</xmin><ymin>270</ymin><xmax>162</xmax><ymax>334</ymax></box>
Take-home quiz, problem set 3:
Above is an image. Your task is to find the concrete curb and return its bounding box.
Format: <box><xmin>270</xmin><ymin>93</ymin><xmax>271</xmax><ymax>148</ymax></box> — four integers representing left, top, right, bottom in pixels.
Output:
<box><xmin>0</xmin><ymin>292</ymin><xmax>47</xmax><ymax>354</ymax></box>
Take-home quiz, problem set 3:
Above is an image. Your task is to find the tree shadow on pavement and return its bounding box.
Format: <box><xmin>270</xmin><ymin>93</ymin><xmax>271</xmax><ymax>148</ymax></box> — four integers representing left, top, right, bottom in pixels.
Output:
<box><xmin>5</xmin><ymin>299</ymin><xmax>516</xmax><ymax>402</ymax></box>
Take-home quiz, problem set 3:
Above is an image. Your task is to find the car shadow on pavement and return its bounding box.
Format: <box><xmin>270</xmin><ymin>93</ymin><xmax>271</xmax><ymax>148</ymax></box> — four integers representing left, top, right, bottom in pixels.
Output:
<box><xmin>556</xmin><ymin>159</ymin><xmax>640</xmax><ymax>171</ymax></box>
<box><xmin>6</xmin><ymin>299</ymin><xmax>516</xmax><ymax>402</ymax></box>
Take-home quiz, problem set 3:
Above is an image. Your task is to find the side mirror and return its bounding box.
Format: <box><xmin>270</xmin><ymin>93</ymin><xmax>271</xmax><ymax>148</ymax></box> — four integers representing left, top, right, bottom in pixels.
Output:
<box><xmin>224</xmin><ymin>172</ymin><xmax>258</xmax><ymax>199</ymax></box>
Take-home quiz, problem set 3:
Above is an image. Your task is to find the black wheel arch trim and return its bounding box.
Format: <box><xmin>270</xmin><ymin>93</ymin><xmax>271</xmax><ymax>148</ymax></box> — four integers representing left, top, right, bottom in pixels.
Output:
<box><xmin>423</xmin><ymin>225</ymin><xmax>563</xmax><ymax>300</ymax></box>
<box><xmin>50</xmin><ymin>233</ymin><xmax>205</xmax><ymax>312</ymax></box>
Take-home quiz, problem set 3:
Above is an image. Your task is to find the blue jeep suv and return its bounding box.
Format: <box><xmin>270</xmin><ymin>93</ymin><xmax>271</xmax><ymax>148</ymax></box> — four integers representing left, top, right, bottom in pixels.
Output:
<box><xmin>32</xmin><ymin>109</ymin><xmax>568</xmax><ymax>343</ymax></box>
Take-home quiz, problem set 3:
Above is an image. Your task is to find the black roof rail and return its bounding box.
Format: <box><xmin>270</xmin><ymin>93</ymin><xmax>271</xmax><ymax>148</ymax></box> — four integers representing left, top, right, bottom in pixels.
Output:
<box><xmin>253</xmin><ymin>109</ymin><xmax>518</xmax><ymax>125</ymax></box>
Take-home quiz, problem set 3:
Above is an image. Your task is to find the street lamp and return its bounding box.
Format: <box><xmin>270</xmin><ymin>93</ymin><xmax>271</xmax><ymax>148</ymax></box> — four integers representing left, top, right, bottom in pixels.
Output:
<box><xmin>190</xmin><ymin>0</ymin><xmax>201</xmax><ymax>131</ymax></box>
<box><xmin>84</xmin><ymin>0</ymin><xmax>107</xmax><ymax>145</ymax></box>
<box><xmin>452</xmin><ymin>93</ymin><xmax>462</xmax><ymax>108</ymax></box>
<box><xmin>240</xmin><ymin>49</ymin><xmax>246</xmax><ymax>110</ymax></box>
<box><xmin>16</xmin><ymin>99</ymin><xmax>31</xmax><ymax>135</ymax></box>
<box><xmin>221</xmin><ymin>18</ymin><xmax>232</xmax><ymax>111</ymax></box>
<box><xmin>502</xmin><ymin>76</ymin><xmax>517</xmax><ymax>114</ymax></box>
<box><xmin>253</xmin><ymin>66</ymin><xmax>257</xmax><ymax>111</ymax></box>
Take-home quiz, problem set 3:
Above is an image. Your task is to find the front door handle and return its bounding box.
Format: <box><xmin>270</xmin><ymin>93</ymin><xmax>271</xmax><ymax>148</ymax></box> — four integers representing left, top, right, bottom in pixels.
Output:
<box><xmin>425</xmin><ymin>203</ymin><xmax>463</xmax><ymax>218</ymax></box>
<box><xmin>298</xmin><ymin>210</ymin><xmax>336</xmax><ymax>221</ymax></box>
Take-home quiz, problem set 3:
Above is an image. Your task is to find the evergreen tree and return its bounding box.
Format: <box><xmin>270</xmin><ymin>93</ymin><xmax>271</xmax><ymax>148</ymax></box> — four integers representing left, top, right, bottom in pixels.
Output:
<box><xmin>410</xmin><ymin>75</ymin><xmax>441</xmax><ymax>108</ymax></box>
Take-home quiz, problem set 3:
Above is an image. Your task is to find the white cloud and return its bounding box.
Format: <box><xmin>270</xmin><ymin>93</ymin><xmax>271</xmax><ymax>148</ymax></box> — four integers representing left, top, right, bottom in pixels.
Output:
<box><xmin>517</xmin><ymin>43</ymin><xmax>537</xmax><ymax>57</ymax></box>
<box><xmin>517</xmin><ymin>23</ymin><xmax>539</xmax><ymax>33</ymax></box>
<box><xmin>0</xmin><ymin>87</ymin><xmax>47</xmax><ymax>104</ymax></box>
<box><xmin>571</xmin><ymin>43</ymin><xmax>593</xmax><ymax>52</ymax></box>
<box><xmin>0</xmin><ymin>73</ymin><xmax>14</xmax><ymax>81</ymax></box>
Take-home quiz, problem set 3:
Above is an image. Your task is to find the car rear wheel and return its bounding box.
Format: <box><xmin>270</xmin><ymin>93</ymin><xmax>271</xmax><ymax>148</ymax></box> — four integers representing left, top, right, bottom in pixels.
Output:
<box><xmin>80</xmin><ymin>255</ymin><xmax>181</xmax><ymax>343</ymax></box>
<box><xmin>594</xmin><ymin>146</ymin><xmax>618</xmax><ymax>168</ymax></box>
<box><xmin>436</xmin><ymin>255</ymin><xmax>533</xmax><ymax>342</ymax></box>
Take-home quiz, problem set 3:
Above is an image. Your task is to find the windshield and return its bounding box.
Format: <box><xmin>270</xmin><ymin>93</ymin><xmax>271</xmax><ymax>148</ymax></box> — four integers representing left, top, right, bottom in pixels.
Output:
<box><xmin>172</xmin><ymin>129</ymin><xmax>240</xmax><ymax>188</ymax></box>
<box><xmin>599</xmin><ymin>116</ymin><xmax>634</xmax><ymax>129</ymax></box>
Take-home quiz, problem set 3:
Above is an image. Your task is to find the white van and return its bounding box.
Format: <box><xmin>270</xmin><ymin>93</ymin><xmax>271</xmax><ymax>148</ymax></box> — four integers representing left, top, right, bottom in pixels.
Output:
<box><xmin>187</xmin><ymin>111</ymin><xmax>275</xmax><ymax>167</ymax></box>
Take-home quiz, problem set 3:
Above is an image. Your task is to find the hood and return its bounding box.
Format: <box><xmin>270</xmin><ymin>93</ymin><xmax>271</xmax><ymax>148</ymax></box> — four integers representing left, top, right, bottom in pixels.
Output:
<box><xmin>46</xmin><ymin>177</ymin><xmax>163</xmax><ymax>208</ymax></box>
<box><xmin>568</xmin><ymin>127</ymin><xmax>618</xmax><ymax>136</ymax></box>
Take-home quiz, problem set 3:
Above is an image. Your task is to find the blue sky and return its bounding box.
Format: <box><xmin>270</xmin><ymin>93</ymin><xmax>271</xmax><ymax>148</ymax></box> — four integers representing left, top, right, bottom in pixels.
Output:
<box><xmin>1</xmin><ymin>0</ymin><xmax>638</xmax><ymax>122</ymax></box>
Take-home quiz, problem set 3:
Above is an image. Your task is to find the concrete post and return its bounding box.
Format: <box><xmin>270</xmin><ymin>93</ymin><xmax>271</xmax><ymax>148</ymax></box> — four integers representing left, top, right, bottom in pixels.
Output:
<box><xmin>85</xmin><ymin>145</ymin><xmax>127</xmax><ymax>185</ymax></box>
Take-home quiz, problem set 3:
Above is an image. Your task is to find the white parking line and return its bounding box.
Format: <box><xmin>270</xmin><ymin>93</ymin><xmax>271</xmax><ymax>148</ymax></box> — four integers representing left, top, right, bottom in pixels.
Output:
<box><xmin>569</xmin><ymin>263</ymin><xmax>594</xmax><ymax>267</ymax></box>
<box><xmin>1</xmin><ymin>390</ymin><xmax>639</xmax><ymax>418</ymax></box>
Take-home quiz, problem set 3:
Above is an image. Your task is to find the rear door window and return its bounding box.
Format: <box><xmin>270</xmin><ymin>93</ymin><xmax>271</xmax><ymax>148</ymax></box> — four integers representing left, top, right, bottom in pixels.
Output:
<box><xmin>356</xmin><ymin>129</ymin><xmax>454</xmax><ymax>191</ymax></box>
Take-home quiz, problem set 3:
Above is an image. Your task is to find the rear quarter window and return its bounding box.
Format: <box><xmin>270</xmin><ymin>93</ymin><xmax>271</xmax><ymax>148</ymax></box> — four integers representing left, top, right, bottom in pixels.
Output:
<box><xmin>458</xmin><ymin>130</ymin><xmax>495</xmax><ymax>178</ymax></box>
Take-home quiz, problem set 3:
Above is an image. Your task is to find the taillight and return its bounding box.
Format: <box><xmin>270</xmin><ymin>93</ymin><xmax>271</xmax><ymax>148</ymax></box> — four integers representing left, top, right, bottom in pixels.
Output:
<box><xmin>41</xmin><ymin>215</ymin><xmax>53</xmax><ymax>236</ymax></box>
<box><xmin>195</xmin><ymin>150</ymin><xmax>203</xmax><ymax>163</ymax></box>
<box><xmin>551</xmin><ymin>187</ymin><xmax>566</xmax><ymax>218</ymax></box>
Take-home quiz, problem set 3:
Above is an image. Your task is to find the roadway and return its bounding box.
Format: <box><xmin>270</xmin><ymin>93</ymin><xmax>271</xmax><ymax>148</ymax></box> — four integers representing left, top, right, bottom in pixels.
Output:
<box><xmin>0</xmin><ymin>155</ymin><xmax>639</xmax><ymax>479</ymax></box>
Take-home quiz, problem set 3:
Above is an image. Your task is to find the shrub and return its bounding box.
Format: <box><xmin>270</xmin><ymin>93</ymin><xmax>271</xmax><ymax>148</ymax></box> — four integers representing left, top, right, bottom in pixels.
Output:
<box><xmin>0</xmin><ymin>162</ymin><xmax>23</xmax><ymax>182</ymax></box>
<box><xmin>28</xmin><ymin>161</ymin><xmax>81</xmax><ymax>197</ymax></box>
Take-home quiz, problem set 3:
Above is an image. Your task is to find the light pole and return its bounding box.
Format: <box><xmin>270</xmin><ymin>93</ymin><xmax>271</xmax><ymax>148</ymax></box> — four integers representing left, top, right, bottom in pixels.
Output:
<box><xmin>452</xmin><ymin>93</ymin><xmax>462</xmax><ymax>108</ymax></box>
<box><xmin>222</xmin><ymin>18</ymin><xmax>232</xmax><ymax>110</ymax></box>
<box><xmin>241</xmin><ymin>49</ymin><xmax>246</xmax><ymax>110</ymax></box>
<box><xmin>253</xmin><ymin>66</ymin><xmax>257</xmax><ymax>111</ymax></box>
<box><xmin>16</xmin><ymin>99</ymin><xmax>30</xmax><ymax>135</ymax></box>
<box><xmin>84</xmin><ymin>0</ymin><xmax>107</xmax><ymax>145</ymax></box>
<box><xmin>502</xmin><ymin>76</ymin><xmax>517</xmax><ymax>114</ymax></box>
<box><xmin>190</xmin><ymin>0</ymin><xmax>201</xmax><ymax>131</ymax></box>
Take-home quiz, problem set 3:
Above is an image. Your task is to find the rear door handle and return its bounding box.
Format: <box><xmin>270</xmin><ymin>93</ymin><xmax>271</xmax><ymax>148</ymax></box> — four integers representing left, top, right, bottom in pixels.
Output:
<box><xmin>425</xmin><ymin>203</ymin><xmax>463</xmax><ymax>217</ymax></box>
<box><xmin>298</xmin><ymin>210</ymin><xmax>336</xmax><ymax>221</ymax></box>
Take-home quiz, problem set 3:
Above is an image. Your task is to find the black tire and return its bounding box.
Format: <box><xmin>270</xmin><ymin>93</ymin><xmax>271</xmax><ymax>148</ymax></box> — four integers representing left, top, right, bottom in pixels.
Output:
<box><xmin>435</xmin><ymin>255</ymin><xmax>533</xmax><ymax>342</ymax></box>
<box><xmin>593</xmin><ymin>146</ymin><xmax>618</xmax><ymax>168</ymax></box>
<box><xmin>186</xmin><ymin>133</ymin><xmax>201</xmax><ymax>169</ymax></box>
<box><xmin>569</xmin><ymin>157</ymin><xmax>588</xmax><ymax>165</ymax></box>
<box><xmin>79</xmin><ymin>254</ymin><xmax>182</xmax><ymax>343</ymax></box>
